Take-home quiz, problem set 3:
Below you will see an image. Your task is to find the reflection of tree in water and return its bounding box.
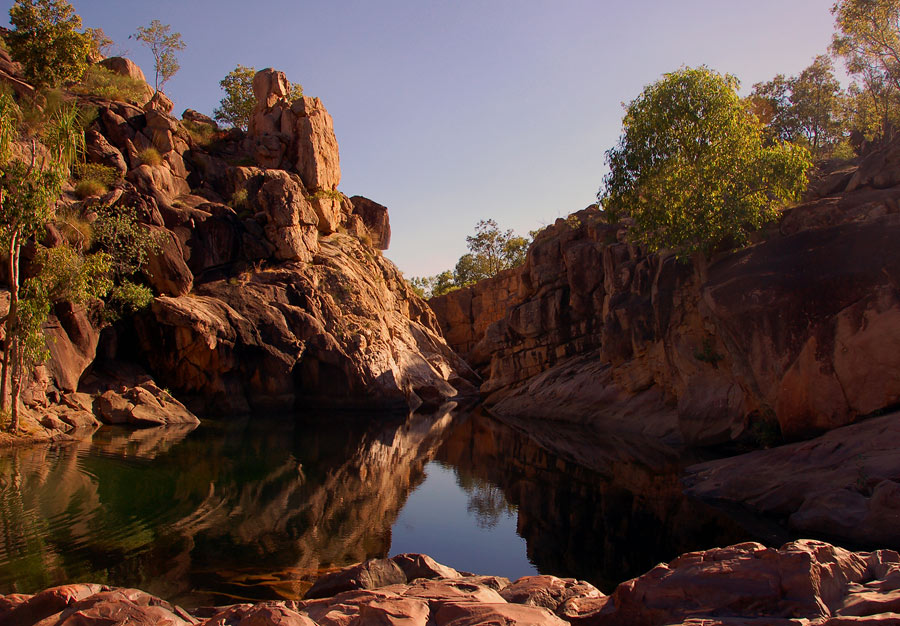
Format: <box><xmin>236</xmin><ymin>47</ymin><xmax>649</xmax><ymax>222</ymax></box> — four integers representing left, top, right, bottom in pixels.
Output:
<box><xmin>452</xmin><ymin>465</ymin><xmax>515</xmax><ymax>530</ymax></box>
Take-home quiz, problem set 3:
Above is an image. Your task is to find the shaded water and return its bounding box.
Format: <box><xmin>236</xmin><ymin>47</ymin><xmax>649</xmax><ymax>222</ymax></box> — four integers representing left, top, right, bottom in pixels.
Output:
<box><xmin>0</xmin><ymin>409</ymin><xmax>762</xmax><ymax>607</ymax></box>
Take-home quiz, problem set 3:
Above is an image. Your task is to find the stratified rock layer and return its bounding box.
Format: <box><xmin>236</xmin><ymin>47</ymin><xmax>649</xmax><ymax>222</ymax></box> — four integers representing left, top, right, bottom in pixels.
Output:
<box><xmin>3</xmin><ymin>541</ymin><xmax>899</xmax><ymax>625</ymax></box>
<box><xmin>431</xmin><ymin>148</ymin><xmax>900</xmax><ymax>444</ymax></box>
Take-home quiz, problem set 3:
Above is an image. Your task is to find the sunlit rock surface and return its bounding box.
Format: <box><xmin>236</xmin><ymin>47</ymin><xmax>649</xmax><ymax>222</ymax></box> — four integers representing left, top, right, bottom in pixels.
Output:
<box><xmin>3</xmin><ymin>540</ymin><xmax>899</xmax><ymax>625</ymax></box>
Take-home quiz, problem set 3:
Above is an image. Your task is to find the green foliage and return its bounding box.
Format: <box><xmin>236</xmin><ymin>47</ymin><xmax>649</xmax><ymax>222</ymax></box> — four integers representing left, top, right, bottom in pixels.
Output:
<box><xmin>132</xmin><ymin>20</ymin><xmax>185</xmax><ymax>92</ymax></box>
<box><xmin>749</xmin><ymin>56</ymin><xmax>847</xmax><ymax>157</ymax></box>
<box><xmin>454</xmin><ymin>219</ymin><xmax>529</xmax><ymax>286</ymax></box>
<box><xmin>214</xmin><ymin>64</ymin><xmax>304</xmax><ymax>130</ymax></box>
<box><xmin>832</xmin><ymin>0</ymin><xmax>900</xmax><ymax>141</ymax></box>
<box><xmin>601</xmin><ymin>66</ymin><xmax>812</xmax><ymax>257</ymax></box>
<box><xmin>138</xmin><ymin>147</ymin><xmax>162</xmax><ymax>166</ymax></box>
<box><xmin>231</xmin><ymin>188</ymin><xmax>249</xmax><ymax>210</ymax></box>
<box><xmin>312</xmin><ymin>189</ymin><xmax>343</xmax><ymax>201</ymax></box>
<box><xmin>182</xmin><ymin>119</ymin><xmax>217</xmax><ymax>146</ymax></box>
<box><xmin>83</xmin><ymin>26</ymin><xmax>111</xmax><ymax>60</ymax></box>
<box><xmin>71</xmin><ymin>64</ymin><xmax>149</xmax><ymax>104</ymax></box>
<box><xmin>5</xmin><ymin>0</ymin><xmax>90</xmax><ymax>87</ymax></box>
<box><xmin>408</xmin><ymin>270</ymin><xmax>457</xmax><ymax>299</ymax></box>
<box><xmin>91</xmin><ymin>204</ymin><xmax>161</xmax><ymax>280</ymax></box>
<box><xmin>214</xmin><ymin>64</ymin><xmax>255</xmax><ymax>131</ymax></box>
<box><xmin>33</xmin><ymin>243</ymin><xmax>112</xmax><ymax>304</ymax></box>
<box><xmin>409</xmin><ymin>220</ymin><xmax>529</xmax><ymax>296</ymax></box>
<box><xmin>107</xmin><ymin>280</ymin><xmax>153</xmax><ymax>314</ymax></box>
<box><xmin>73</xmin><ymin>162</ymin><xmax>119</xmax><ymax>186</ymax></box>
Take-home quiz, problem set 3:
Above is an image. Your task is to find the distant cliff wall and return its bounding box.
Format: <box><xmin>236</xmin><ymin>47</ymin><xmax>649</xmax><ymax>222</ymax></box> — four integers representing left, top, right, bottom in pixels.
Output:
<box><xmin>431</xmin><ymin>149</ymin><xmax>900</xmax><ymax>445</ymax></box>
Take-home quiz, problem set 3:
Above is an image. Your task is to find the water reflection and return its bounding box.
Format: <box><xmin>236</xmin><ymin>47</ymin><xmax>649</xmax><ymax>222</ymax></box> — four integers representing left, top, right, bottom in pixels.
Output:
<box><xmin>0</xmin><ymin>408</ymin><xmax>764</xmax><ymax>606</ymax></box>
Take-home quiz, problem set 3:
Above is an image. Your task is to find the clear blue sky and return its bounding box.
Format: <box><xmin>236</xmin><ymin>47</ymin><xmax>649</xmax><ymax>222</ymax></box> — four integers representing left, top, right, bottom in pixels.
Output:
<box><xmin>3</xmin><ymin>1</ymin><xmax>839</xmax><ymax>276</ymax></box>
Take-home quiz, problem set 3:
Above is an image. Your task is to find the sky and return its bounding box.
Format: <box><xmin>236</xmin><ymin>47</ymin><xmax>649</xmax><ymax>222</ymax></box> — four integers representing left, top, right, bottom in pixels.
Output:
<box><xmin>2</xmin><ymin>0</ymin><xmax>841</xmax><ymax>276</ymax></box>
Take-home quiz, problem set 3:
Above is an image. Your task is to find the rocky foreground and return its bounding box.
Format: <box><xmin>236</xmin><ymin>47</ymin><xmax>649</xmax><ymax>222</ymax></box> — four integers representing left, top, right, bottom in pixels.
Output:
<box><xmin>2</xmin><ymin>541</ymin><xmax>899</xmax><ymax>625</ymax></box>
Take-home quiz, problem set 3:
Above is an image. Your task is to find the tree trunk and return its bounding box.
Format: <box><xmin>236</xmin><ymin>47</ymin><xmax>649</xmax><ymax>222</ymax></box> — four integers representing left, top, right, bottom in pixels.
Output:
<box><xmin>2</xmin><ymin>232</ymin><xmax>19</xmax><ymax>431</ymax></box>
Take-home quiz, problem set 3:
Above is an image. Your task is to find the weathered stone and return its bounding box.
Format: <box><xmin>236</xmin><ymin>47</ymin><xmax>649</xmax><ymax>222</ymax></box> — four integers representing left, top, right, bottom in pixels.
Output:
<box><xmin>392</xmin><ymin>553</ymin><xmax>460</xmax><ymax>582</ymax></box>
<box><xmin>144</xmin><ymin>90</ymin><xmax>174</xmax><ymax>114</ymax></box>
<box><xmin>349</xmin><ymin>195</ymin><xmax>391</xmax><ymax>249</ymax></box>
<box><xmin>305</xmin><ymin>558</ymin><xmax>407</xmax><ymax>599</ymax></box>
<box><xmin>145</xmin><ymin>226</ymin><xmax>194</xmax><ymax>296</ymax></box>
<box><xmin>684</xmin><ymin>410</ymin><xmax>900</xmax><ymax>546</ymax></box>
<box><xmin>292</xmin><ymin>95</ymin><xmax>341</xmax><ymax>190</ymax></box>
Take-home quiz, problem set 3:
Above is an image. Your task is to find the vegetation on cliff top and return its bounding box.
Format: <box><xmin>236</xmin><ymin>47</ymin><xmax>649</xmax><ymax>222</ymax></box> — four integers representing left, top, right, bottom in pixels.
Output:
<box><xmin>601</xmin><ymin>67</ymin><xmax>812</xmax><ymax>256</ymax></box>
<box><xmin>408</xmin><ymin>219</ymin><xmax>529</xmax><ymax>298</ymax></box>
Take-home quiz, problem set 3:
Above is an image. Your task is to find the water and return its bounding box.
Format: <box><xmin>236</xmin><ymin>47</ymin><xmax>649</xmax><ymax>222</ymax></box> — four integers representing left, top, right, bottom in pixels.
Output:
<box><xmin>0</xmin><ymin>408</ymin><xmax>761</xmax><ymax>607</ymax></box>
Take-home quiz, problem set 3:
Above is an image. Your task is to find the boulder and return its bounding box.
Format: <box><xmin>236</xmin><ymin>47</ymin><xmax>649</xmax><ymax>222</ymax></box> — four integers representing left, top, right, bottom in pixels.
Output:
<box><xmin>144</xmin><ymin>226</ymin><xmax>194</xmax><ymax>296</ymax></box>
<box><xmin>144</xmin><ymin>90</ymin><xmax>174</xmax><ymax>114</ymax></box>
<box><xmin>350</xmin><ymin>195</ymin><xmax>392</xmax><ymax>249</ymax></box>
<box><xmin>304</xmin><ymin>558</ymin><xmax>407</xmax><ymax>599</ymax></box>
<box><xmin>99</xmin><ymin>57</ymin><xmax>154</xmax><ymax>105</ymax></box>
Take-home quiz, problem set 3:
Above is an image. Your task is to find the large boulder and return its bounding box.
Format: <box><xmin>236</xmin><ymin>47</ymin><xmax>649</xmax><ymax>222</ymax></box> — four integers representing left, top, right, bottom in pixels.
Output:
<box><xmin>350</xmin><ymin>195</ymin><xmax>392</xmax><ymax>250</ymax></box>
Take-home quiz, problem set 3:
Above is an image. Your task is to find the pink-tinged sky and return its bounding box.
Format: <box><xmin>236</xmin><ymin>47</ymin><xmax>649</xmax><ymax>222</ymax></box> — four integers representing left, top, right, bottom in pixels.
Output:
<box><xmin>3</xmin><ymin>0</ymin><xmax>840</xmax><ymax>276</ymax></box>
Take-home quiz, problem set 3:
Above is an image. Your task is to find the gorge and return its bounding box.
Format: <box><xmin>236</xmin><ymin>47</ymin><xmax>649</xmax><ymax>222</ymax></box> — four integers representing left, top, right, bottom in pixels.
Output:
<box><xmin>1</xmin><ymin>22</ymin><xmax>900</xmax><ymax>626</ymax></box>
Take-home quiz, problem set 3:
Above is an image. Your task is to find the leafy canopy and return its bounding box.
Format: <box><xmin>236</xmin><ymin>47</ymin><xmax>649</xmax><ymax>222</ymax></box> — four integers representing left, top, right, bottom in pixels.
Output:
<box><xmin>749</xmin><ymin>56</ymin><xmax>847</xmax><ymax>157</ymax></box>
<box><xmin>133</xmin><ymin>20</ymin><xmax>185</xmax><ymax>92</ymax></box>
<box><xmin>600</xmin><ymin>66</ymin><xmax>811</xmax><ymax>256</ymax></box>
<box><xmin>831</xmin><ymin>0</ymin><xmax>900</xmax><ymax>139</ymax></box>
<box><xmin>5</xmin><ymin>0</ymin><xmax>91</xmax><ymax>87</ymax></box>
<box><xmin>214</xmin><ymin>65</ymin><xmax>303</xmax><ymax>130</ymax></box>
<box><xmin>408</xmin><ymin>219</ymin><xmax>529</xmax><ymax>298</ymax></box>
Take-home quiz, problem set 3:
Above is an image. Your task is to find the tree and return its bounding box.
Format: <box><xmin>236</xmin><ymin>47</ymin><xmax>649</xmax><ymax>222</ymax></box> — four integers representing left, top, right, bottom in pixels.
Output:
<box><xmin>133</xmin><ymin>20</ymin><xmax>185</xmax><ymax>92</ymax></box>
<box><xmin>5</xmin><ymin>0</ymin><xmax>90</xmax><ymax>87</ymax></box>
<box><xmin>214</xmin><ymin>64</ymin><xmax>304</xmax><ymax>130</ymax></box>
<box><xmin>750</xmin><ymin>57</ymin><xmax>847</xmax><ymax>156</ymax></box>
<box><xmin>456</xmin><ymin>219</ymin><xmax>529</xmax><ymax>285</ymax></box>
<box><xmin>789</xmin><ymin>56</ymin><xmax>846</xmax><ymax>154</ymax></box>
<box><xmin>831</xmin><ymin>0</ymin><xmax>900</xmax><ymax>140</ymax></box>
<box><xmin>0</xmin><ymin>94</ymin><xmax>86</xmax><ymax>430</ymax></box>
<box><xmin>748</xmin><ymin>74</ymin><xmax>795</xmax><ymax>144</ymax></box>
<box><xmin>600</xmin><ymin>66</ymin><xmax>811</xmax><ymax>256</ymax></box>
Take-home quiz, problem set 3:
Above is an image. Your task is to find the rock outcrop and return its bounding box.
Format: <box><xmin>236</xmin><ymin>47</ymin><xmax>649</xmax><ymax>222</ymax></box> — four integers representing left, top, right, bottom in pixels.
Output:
<box><xmin>683</xmin><ymin>409</ymin><xmax>900</xmax><ymax>547</ymax></box>
<box><xmin>4</xmin><ymin>541</ymin><xmax>899</xmax><ymax>625</ymax></box>
<box><xmin>431</xmin><ymin>149</ymin><xmax>900</xmax><ymax>444</ymax></box>
<box><xmin>0</xmin><ymin>60</ymin><xmax>475</xmax><ymax>433</ymax></box>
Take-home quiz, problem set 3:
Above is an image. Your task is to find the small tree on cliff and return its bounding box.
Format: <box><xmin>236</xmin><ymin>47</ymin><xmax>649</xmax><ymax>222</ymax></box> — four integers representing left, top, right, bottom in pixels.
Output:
<box><xmin>132</xmin><ymin>20</ymin><xmax>185</xmax><ymax>92</ymax></box>
<box><xmin>214</xmin><ymin>64</ymin><xmax>304</xmax><ymax>130</ymax></box>
<box><xmin>600</xmin><ymin>66</ymin><xmax>811</xmax><ymax>256</ymax></box>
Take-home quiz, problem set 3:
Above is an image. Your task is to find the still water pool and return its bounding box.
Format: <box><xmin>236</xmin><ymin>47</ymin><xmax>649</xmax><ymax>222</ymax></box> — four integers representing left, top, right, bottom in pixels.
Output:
<box><xmin>0</xmin><ymin>408</ymin><xmax>764</xmax><ymax>607</ymax></box>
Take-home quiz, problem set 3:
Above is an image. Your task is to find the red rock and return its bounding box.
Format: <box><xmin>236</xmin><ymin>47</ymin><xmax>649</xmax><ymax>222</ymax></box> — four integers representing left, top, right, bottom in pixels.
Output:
<box><xmin>501</xmin><ymin>575</ymin><xmax>603</xmax><ymax>614</ymax></box>
<box><xmin>304</xmin><ymin>558</ymin><xmax>407</xmax><ymax>599</ymax></box>
<box><xmin>0</xmin><ymin>584</ymin><xmax>104</xmax><ymax>626</ymax></box>
<box><xmin>431</xmin><ymin>601</ymin><xmax>569</xmax><ymax>626</ymax></box>
<box><xmin>392</xmin><ymin>553</ymin><xmax>460</xmax><ymax>581</ymax></box>
<box><xmin>201</xmin><ymin>601</ymin><xmax>314</xmax><ymax>626</ymax></box>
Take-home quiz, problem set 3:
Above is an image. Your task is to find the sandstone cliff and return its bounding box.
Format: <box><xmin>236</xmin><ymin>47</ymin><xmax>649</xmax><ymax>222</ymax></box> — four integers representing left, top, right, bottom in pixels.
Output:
<box><xmin>0</xmin><ymin>61</ymin><xmax>476</xmax><ymax>436</ymax></box>
<box><xmin>430</xmin><ymin>151</ymin><xmax>900</xmax><ymax>445</ymax></box>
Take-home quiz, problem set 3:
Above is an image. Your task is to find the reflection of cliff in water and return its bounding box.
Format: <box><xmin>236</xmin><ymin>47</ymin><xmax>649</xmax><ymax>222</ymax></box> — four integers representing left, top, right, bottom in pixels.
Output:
<box><xmin>0</xmin><ymin>410</ymin><xmax>457</xmax><ymax>606</ymax></box>
<box><xmin>438</xmin><ymin>412</ymin><xmax>756</xmax><ymax>591</ymax></box>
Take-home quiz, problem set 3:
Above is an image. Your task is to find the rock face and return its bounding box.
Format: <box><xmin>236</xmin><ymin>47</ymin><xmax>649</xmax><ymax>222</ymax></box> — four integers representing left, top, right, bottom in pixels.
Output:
<box><xmin>248</xmin><ymin>69</ymin><xmax>341</xmax><ymax>191</ymax></box>
<box><xmin>1</xmin><ymin>60</ymin><xmax>473</xmax><ymax>431</ymax></box>
<box><xmin>431</xmin><ymin>150</ymin><xmax>900</xmax><ymax>443</ymax></box>
<box><xmin>4</xmin><ymin>541</ymin><xmax>899</xmax><ymax>625</ymax></box>
<box><xmin>684</xmin><ymin>409</ymin><xmax>900</xmax><ymax>547</ymax></box>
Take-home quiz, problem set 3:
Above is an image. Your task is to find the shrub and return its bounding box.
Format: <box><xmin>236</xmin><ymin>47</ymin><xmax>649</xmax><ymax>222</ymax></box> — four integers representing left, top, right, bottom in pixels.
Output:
<box><xmin>71</xmin><ymin>65</ymin><xmax>149</xmax><ymax>104</ymax></box>
<box><xmin>138</xmin><ymin>147</ymin><xmax>162</xmax><ymax>166</ymax></box>
<box><xmin>231</xmin><ymin>188</ymin><xmax>249</xmax><ymax>209</ymax></box>
<box><xmin>312</xmin><ymin>189</ymin><xmax>343</xmax><ymax>202</ymax></box>
<box><xmin>54</xmin><ymin>204</ymin><xmax>93</xmax><ymax>248</ymax></box>
<box><xmin>73</xmin><ymin>178</ymin><xmax>106</xmax><ymax>198</ymax></box>
<box><xmin>73</xmin><ymin>162</ymin><xmax>118</xmax><ymax>185</ymax></box>
<box><xmin>182</xmin><ymin>119</ymin><xmax>217</xmax><ymax>146</ymax></box>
